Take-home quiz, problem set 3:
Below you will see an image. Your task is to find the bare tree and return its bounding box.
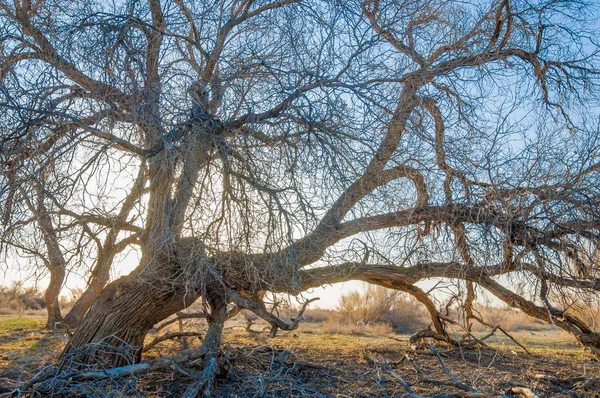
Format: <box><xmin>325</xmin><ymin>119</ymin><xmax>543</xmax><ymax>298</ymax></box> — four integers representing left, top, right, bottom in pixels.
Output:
<box><xmin>337</xmin><ymin>284</ymin><xmax>402</xmax><ymax>325</ymax></box>
<box><xmin>2</xmin><ymin>0</ymin><xmax>600</xmax><ymax>383</ymax></box>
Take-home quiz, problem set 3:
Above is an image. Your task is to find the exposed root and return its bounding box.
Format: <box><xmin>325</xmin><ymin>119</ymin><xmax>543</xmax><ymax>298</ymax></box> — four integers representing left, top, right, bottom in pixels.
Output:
<box><xmin>13</xmin><ymin>343</ymin><xmax>226</xmax><ymax>397</ymax></box>
<box><xmin>178</xmin><ymin>352</ymin><xmax>221</xmax><ymax>398</ymax></box>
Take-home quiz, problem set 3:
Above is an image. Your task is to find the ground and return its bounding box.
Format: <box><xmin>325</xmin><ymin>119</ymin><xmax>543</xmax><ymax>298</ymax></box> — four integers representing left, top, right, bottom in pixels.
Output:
<box><xmin>1</xmin><ymin>315</ymin><xmax>599</xmax><ymax>397</ymax></box>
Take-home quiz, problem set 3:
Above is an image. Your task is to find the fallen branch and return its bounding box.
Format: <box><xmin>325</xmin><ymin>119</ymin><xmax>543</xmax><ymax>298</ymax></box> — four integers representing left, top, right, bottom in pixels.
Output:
<box><xmin>534</xmin><ymin>374</ymin><xmax>588</xmax><ymax>384</ymax></box>
<box><xmin>506</xmin><ymin>387</ymin><xmax>540</xmax><ymax>398</ymax></box>
<box><xmin>534</xmin><ymin>373</ymin><xmax>600</xmax><ymax>390</ymax></box>
<box><xmin>153</xmin><ymin>311</ymin><xmax>208</xmax><ymax>332</ymax></box>
<box><xmin>381</xmin><ymin>357</ymin><xmax>414</xmax><ymax>394</ymax></box>
<box><xmin>429</xmin><ymin>343</ymin><xmax>472</xmax><ymax>390</ymax></box>
<box><xmin>153</xmin><ymin>305</ymin><xmax>242</xmax><ymax>334</ymax></box>
<box><xmin>472</xmin><ymin>321</ymin><xmax>531</xmax><ymax>355</ymax></box>
<box><xmin>70</xmin><ymin>345</ymin><xmax>209</xmax><ymax>381</ymax></box>
<box><xmin>438</xmin><ymin>315</ymin><xmax>491</xmax><ymax>349</ymax></box>
<box><xmin>230</xmin><ymin>293</ymin><xmax>319</xmax><ymax>337</ymax></box>
<box><xmin>143</xmin><ymin>331</ymin><xmax>204</xmax><ymax>352</ymax></box>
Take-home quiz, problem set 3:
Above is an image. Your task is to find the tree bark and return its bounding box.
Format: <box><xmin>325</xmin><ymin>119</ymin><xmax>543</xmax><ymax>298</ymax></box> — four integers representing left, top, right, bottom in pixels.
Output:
<box><xmin>62</xmin><ymin>258</ymin><xmax>111</xmax><ymax>328</ymax></box>
<box><xmin>61</xmin><ymin>274</ymin><xmax>199</xmax><ymax>368</ymax></box>
<box><xmin>34</xmin><ymin>186</ymin><xmax>67</xmax><ymax>330</ymax></box>
<box><xmin>203</xmin><ymin>299</ymin><xmax>228</xmax><ymax>352</ymax></box>
<box><xmin>44</xmin><ymin>266</ymin><xmax>65</xmax><ymax>329</ymax></box>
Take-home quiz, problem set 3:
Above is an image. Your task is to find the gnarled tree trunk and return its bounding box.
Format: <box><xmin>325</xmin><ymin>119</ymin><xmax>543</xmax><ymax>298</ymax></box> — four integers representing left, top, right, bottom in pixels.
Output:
<box><xmin>202</xmin><ymin>298</ymin><xmax>228</xmax><ymax>352</ymax></box>
<box><xmin>61</xmin><ymin>274</ymin><xmax>199</xmax><ymax>368</ymax></box>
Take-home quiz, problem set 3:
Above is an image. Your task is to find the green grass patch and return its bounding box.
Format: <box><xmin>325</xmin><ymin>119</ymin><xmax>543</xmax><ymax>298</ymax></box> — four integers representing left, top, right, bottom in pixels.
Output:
<box><xmin>0</xmin><ymin>316</ymin><xmax>45</xmax><ymax>332</ymax></box>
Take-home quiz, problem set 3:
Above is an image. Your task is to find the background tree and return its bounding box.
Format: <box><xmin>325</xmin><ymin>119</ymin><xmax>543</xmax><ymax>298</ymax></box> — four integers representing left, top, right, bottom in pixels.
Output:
<box><xmin>1</xmin><ymin>0</ymin><xmax>600</xmax><ymax>380</ymax></box>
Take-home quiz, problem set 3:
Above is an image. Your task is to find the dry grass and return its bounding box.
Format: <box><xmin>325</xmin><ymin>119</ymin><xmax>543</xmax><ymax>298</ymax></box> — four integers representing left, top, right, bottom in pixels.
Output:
<box><xmin>318</xmin><ymin>318</ymin><xmax>394</xmax><ymax>335</ymax></box>
<box><xmin>141</xmin><ymin>314</ymin><xmax>600</xmax><ymax>396</ymax></box>
<box><xmin>1</xmin><ymin>314</ymin><xmax>600</xmax><ymax>397</ymax></box>
<box><xmin>0</xmin><ymin>315</ymin><xmax>67</xmax><ymax>394</ymax></box>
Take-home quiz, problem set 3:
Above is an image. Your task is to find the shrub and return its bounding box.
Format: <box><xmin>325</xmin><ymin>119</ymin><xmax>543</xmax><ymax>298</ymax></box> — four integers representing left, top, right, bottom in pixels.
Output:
<box><xmin>336</xmin><ymin>284</ymin><xmax>429</xmax><ymax>333</ymax></box>
<box><xmin>302</xmin><ymin>308</ymin><xmax>334</xmax><ymax>324</ymax></box>
<box><xmin>0</xmin><ymin>283</ymin><xmax>46</xmax><ymax>314</ymax></box>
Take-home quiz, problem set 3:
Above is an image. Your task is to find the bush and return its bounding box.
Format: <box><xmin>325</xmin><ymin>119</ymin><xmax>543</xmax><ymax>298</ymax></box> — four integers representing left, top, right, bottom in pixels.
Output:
<box><xmin>0</xmin><ymin>283</ymin><xmax>46</xmax><ymax>314</ymax></box>
<box><xmin>385</xmin><ymin>296</ymin><xmax>430</xmax><ymax>333</ymax></box>
<box><xmin>302</xmin><ymin>308</ymin><xmax>335</xmax><ymax>323</ymax></box>
<box><xmin>336</xmin><ymin>284</ymin><xmax>429</xmax><ymax>333</ymax></box>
